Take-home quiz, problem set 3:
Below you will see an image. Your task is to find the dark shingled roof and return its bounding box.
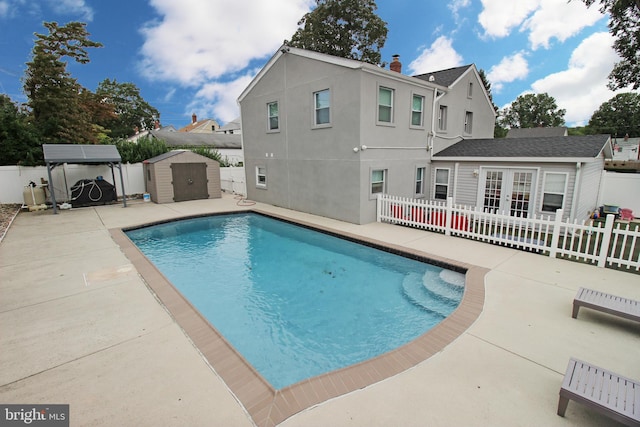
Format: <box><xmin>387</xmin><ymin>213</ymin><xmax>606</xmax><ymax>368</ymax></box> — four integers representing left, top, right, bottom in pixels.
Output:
<box><xmin>150</xmin><ymin>130</ymin><xmax>241</xmax><ymax>148</ymax></box>
<box><xmin>143</xmin><ymin>151</ymin><xmax>185</xmax><ymax>164</ymax></box>
<box><xmin>413</xmin><ymin>65</ymin><xmax>472</xmax><ymax>87</ymax></box>
<box><xmin>433</xmin><ymin>134</ymin><xmax>611</xmax><ymax>159</ymax></box>
<box><xmin>506</xmin><ymin>127</ymin><xmax>568</xmax><ymax>138</ymax></box>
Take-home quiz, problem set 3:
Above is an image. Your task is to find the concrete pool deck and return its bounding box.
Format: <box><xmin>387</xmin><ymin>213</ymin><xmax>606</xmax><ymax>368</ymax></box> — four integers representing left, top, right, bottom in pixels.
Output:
<box><xmin>1</xmin><ymin>193</ymin><xmax>639</xmax><ymax>426</ymax></box>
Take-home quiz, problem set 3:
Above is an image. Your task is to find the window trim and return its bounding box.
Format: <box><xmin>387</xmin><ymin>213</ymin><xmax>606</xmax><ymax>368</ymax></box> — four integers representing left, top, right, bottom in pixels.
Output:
<box><xmin>255</xmin><ymin>165</ymin><xmax>267</xmax><ymax>189</ymax></box>
<box><xmin>313</xmin><ymin>89</ymin><xmax>331</xmax><ymax>128</ymax></box>
<box><xmin>377</xmin><ymin>85</ymin><xmax>395</xmax><ymax>125</ymax></box>
<box><xmin>438</xmin><ymin>105</ymin><xmax>448</xmax><ymax>131</ymax></box>
<box><xmin>267</xmin><ymin>100</ymin><xmax>279</xmax><ymax>132</ymax></box>
<box><xmin>415</xmin><ymin>166</ymin><xmax>426</xmax><ymax>197</ymax></box>
<box><xmin>464</xmin><ymin>111</ymin><xmax>473</xmax><ymax>134</ymax></box>
<box><xmin>467</xmin><ymin>82</ymin><xmax>473</xmax><ymax>98</ymax></box>
<box><xmin>410</xmin><ymin>93</ymin><xmax>425</xmax><ymax>128</ymax></box>
<box><xmin>433</xmin><ymin>167</ymin><xmax>450</xmax><ymax>200</ymax></box>
<box><xmin>370</xmin><ymin>168</ymin><xmax>387</xmax><ymax>198</ymax></box>
<box><xmin>541</xmin><ymin>171</ymin><xmax>568</xmax><ymax>213</ymax></box>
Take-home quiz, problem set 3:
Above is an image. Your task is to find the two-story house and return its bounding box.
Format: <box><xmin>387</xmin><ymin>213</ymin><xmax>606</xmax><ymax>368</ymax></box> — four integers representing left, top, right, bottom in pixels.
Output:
<box><xmin>238</xmin><ymin>46</ymin><xmax>495</xmax><ymax>224</ymax></box>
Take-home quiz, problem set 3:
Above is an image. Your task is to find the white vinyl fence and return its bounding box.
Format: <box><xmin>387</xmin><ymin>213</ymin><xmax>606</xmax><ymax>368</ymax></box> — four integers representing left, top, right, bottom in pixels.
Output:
<box><xmin>377</xmin><ymin>194</ymin><xmax>639</xmax><ymax>272</ymax></box>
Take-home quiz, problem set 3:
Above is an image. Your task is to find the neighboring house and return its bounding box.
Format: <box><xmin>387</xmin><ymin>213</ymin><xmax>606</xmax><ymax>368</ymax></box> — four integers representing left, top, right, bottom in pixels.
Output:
<box><xmin>217</xmin><ymin>117</ymin><xmax>242</xmax><ymax>134</ymax></box>
<box><xmin>431</xmin><ymin>134</ymin><xmax>614</xmax><ymax>220</ymax></box>
<box><xmin>238</xmin><ymin>46</ymin><xmax>495</xmax><ymax>224</ymax></box>
<box><xmin>149</xmin><ymin>129</ymin><xmax>243</xmax><ymax>165</ymax></box>
<box><xmin>506</xmin><ymin>127</ymin><xmax>568</xmax><ymax>138</ymax></box>
<box><xmin>178</xmin><ymin>114</ymin><xmax>220</xmax><ymax>133</ymax></box>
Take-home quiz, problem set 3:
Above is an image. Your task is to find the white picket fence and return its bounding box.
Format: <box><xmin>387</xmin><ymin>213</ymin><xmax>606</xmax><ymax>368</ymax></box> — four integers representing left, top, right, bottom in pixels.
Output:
<box><xmin>377</xmin><ymin>194</ymin><xmax>640</xmax><ymax>272</ymax></box>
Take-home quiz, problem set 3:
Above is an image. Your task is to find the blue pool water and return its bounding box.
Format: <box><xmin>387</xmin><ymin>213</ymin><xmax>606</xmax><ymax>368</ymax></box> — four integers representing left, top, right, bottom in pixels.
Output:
<box><xmin>126</xmin><ymin>213</ymin><xmax>464</xmax><ymax>389</ymax></box>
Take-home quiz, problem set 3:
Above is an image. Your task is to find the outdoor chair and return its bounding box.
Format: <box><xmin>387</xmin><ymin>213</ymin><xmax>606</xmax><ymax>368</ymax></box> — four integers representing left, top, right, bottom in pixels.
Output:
<box><xmin>572</xmin><ymin>287</ymin><xmax>640</xmax><ymax>323</ymax></box>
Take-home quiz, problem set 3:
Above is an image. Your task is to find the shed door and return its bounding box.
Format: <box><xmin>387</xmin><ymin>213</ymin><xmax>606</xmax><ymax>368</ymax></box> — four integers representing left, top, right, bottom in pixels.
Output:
<box><xmin>171</xmin><ymin>163</ymin><xmax>209</xmax><ymax>202</ymax></box>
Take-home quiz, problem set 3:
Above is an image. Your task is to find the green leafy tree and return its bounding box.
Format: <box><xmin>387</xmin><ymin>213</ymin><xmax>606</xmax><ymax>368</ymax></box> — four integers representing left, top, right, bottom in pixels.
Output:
<box><xmin>499</xmin><ymin>93</ymin><xmax>566</xmax><ymax>129</ymax></box>
<box><xmin>23</xmin><ymin>21</ymin><xmax>102</xmax><ymax>144</ymax></box>
<box><xmin>287</xmin><ymin>0</ymin><xmax>388</xmax><ymax>65</ymax></box>
<box><xmin>587</xmin><ymin>92</ymin><xmax>640</xmax><ymax>137</ymax></box>
<box><xmin>114</xmin><ymin>136</ymin><xmax>169</xmax><ymax>164</ymax></box>
<box><xmin>578</xmin><ymin>0</ymin><xmax>640</xmax><ymax>90</ymax></box>
<box><xmin>96</xmin><ymin>79</ymin><xmax>160</xmax><ymax>138</ymax></box>
<box><xmin>0</xmin><ymin>94</ymin><xmax>43</xmax><ymax>166</ymax></box>
<box><xmin>478</xmin><ymin>68</ymin><xmax>506</xmax><ymax>138</ymax></box>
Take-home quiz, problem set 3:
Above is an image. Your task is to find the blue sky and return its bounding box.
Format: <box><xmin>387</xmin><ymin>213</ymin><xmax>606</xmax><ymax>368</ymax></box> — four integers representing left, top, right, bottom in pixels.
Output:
<box><xmin>0</xmin><ymin>0</ymin><xmax>634</xmax><ymax>129</ymax></box>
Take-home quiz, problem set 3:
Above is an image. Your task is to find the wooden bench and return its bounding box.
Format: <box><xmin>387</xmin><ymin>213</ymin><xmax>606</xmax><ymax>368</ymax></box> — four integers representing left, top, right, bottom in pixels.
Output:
<box><xmin>558</xmin><ymin>358</ymin><xmax>640</xmax><ymax>426</ymax></box>
<box><xmin>572</xmin><ymin>287</ymin><xmax>640</xmax><ymax>322</ymax></box>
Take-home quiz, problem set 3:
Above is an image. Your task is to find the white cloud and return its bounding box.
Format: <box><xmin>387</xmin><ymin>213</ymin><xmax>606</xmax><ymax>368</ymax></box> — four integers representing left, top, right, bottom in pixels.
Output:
<box><xmin>139</xmin><ymin>0</ymin><xmax>313</xmax><ymax>85</ymax></box>
<box><xmin>523</xmin><ymin>0</ymin><xmax>603</xmax><ymax>49</ymax></box>
<box><xmin>530</xmin><ymin>32</ymin><xmax>626</xmax><ymax>125</ymax></box>
<box><xmin>478</xmin><ymin>0</ymin><xmax>538</xmax><ymax>38</ymax></box>
<box><xmin>52</xmin><ymin>0</ymin><xmax>94</xmax><ymax>21</ymax></box>
<box><xmin>478</xmin><ymin>0</ymin><xmax>604</xmax><ymax>50</ymax></box>
<box><xmin>408</xmin><ymin>36</ymin><xmax>464</xmax><ymax>75</ymax></box>
<box><xmin>0</xmin><ymin>1</ymin><xmax>9</xmax><ymax>17</ymax></box>
<box><xmin>448</xmin><ymin>0</ymin><xmax>471</xmax><ymax>23</ymax></box>
<box><xmin>487</xmin><ymin>52</ymin><xmax>529</xmax><ymax>93</ymax></box>
<box><xmin>188</xmin><ymin>71</ymin><xmax>257</xmax><ymax>124</ymax></box>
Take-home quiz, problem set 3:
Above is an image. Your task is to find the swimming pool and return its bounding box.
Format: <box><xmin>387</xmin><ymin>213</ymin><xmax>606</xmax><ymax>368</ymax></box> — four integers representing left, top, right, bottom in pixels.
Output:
<box><xmin>125</xmin><ymin>212</ymin><xmax>464</xmax><ymax>390</ymax></box>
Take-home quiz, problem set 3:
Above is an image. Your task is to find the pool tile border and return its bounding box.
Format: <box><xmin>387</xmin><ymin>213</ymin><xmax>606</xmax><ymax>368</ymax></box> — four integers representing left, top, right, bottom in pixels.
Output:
<box><xmin>110</xmin><ymin>209</ymin><xmax>487</xmax><ymax>427</ymax></box>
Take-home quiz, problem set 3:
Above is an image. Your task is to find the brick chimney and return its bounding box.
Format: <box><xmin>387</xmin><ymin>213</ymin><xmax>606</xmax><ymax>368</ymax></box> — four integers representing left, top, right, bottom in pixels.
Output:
<box><xmin>154</xmin><ymin>120</ymin><xmax>160</xmax><ymax>130</ymax></box>
<box><xmin>191</xmin><ymin>113</ymin><xmax>197</xmax><ymax>124</ymax></box>
<box><xmin>390</xmin><ymin>55</ymin><xmax>401</xmax><ymax>73</ymax></box>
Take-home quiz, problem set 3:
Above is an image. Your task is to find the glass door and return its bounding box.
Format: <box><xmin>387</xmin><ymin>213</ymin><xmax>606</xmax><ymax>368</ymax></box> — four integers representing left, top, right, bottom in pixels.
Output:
<box><xmin>481</xmin><ymin>169</ymin><xmax>535</xmax><ymax>217</ymax></box>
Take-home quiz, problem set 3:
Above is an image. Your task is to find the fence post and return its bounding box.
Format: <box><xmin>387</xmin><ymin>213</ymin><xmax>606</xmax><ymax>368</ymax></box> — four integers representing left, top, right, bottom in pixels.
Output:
<box><xmin>445</xmin><ymin>197</ymin><xmax>453</xmax><ymax>237</ymax></box>
<box><xmin>548</xmin><ymin>208</ymin><xmax>563</xmax><ymax>259</ymax></box>
<box><xmin>376</xmin><ymin>193</ymin><xmax>382</xmax><ymax>222</ymax></box>
<box><xmin>597</xmin><ymin>214</ymin><xmax>615</xmax><ymax>268</ymax></box>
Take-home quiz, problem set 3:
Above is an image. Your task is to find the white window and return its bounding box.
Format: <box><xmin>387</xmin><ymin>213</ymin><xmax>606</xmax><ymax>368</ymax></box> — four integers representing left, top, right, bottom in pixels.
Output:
<box><xmin>378</xmin><ymin>87</ymin><xmax>394</xmax><ymax>123</ymax></box>
<box><xmin>267</xmin><ymin>101</ymin><xmax>279</xmax><ymax>131</ymax></box>
<box><xmin>464</xmin><ymin>111</ymin><xmax>473</xmax><ymax>134</ymax></box>
<box><xmin>415</xmin><ymin>167</ymin><xmax>425</xmax><ymax>196</ymax></box>
<box><xmin>411</xmin><ymin>94</ymin><xmax>424</xmax><ymax>127</ymax></box>
<box><xmin>434</xmin><ymin>168</ymin><xmax>449</xmax><ymax>200</ymax></box>
<box><xmin>314</xmin><ymin>89</ymin><xmax>330</xmax><ymax>126</ymax></box>
<box><xmin>371</xmin><ymin>169</ymin><xmax>387</xmax><ymax>195</ymax></box>
<box><xmin>438</xmin><ymin>106</ymin><xmax>447</xmax><ymax>131</ymax></box>
<box><xmin>541</xmin><ymin>172</ymin><xmax>568</xmax><ymax>212</ymax></box>
<box><xmin>256</xmin><ymin>166</ymin><xmax>267</xmax><ymax>188</ymax></box>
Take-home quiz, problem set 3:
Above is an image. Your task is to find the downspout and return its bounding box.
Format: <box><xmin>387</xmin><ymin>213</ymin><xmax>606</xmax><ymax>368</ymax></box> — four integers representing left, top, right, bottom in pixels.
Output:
<box><xmin>570</xmin><ymin>162</ymin><xmax>582</xmax><ymax>220</ymax></box>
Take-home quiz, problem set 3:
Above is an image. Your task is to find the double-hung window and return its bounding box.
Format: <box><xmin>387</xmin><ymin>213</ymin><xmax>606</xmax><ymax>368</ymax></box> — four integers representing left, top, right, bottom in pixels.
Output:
<box><xmin>411</xmin><ymin>94</ymin><xmax>424</xmax><ymax>127</ymax></box>
<box><xmin>371</xmin><ymin>169</ymin><xmax>387</xmax><ymax>195</ymax></box>
<box><xmin>464</xmin><ymin>111</ymin><xmax>473</xmax><ymax>134</ymax></box>
<box><xmin>378</xmin><ymin>87</ymin><xmax>394</xmax><ymax>123</ymax></box>
<box><xmin>541</xmin><ymin>172</ymin><xmax>567</xmax><ymax>212</ymax></box>
<box><xmin>415</xmin><ymin>167</ymin><xmax>425</xmax><ymax>196</ymax></box>
<box><xmin>267</xmin><ymin>101</ymin><xmax>279</xmax><ymax>131</ymax></box>
<box><xmin>434</xmin><ymin>168</ymin><xmax>449</xmax><ymax>200</ymax></box>
<box><xmin>438</xmin><ymin>106</ymin><xmax>448</xmax><ymax>131</ymax></box>
<box><xmin>256</xmin><ymin>166</ymin><xmax>267</xmax><ymax>188</ymax></box>
<box><xmin>314</xmin><ymin>89</ymin><xmax>330</xmax><ymax>126</ymax></box>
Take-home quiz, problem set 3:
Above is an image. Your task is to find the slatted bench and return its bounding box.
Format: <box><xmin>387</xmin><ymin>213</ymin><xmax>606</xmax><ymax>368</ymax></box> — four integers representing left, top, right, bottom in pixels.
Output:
<box><xmin>572</xmin><ymin>287</ymin><xmax>640</xmax><ymax>322</ymax></box>
<box><xmin>558</xmin><ymin>358</ymin><xmax>640</xmax><ymax>426</ymax></box>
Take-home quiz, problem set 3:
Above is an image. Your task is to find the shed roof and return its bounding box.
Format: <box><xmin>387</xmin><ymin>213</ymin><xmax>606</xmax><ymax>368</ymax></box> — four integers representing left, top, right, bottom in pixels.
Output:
<box><xmin>433</xmin><ymin>134</ymin><xmax>612</xmax><ymax>161</ymax></box>
<box><xmin>43</xmin><ymin>144</ymin><xmax>122</xmax><ymax>164</ymax></box>
<box><xmin>143</xmin><ymin>150</ymin><xmax>187</xmax><ymax>164</ymax></box>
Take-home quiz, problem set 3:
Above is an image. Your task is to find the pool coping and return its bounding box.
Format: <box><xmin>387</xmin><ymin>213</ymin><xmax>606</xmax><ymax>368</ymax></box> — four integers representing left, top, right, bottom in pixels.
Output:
<box><xmin>110</xmin><ymin>208</ymin><xmax>487</xmax><ymax>427</ymax></box>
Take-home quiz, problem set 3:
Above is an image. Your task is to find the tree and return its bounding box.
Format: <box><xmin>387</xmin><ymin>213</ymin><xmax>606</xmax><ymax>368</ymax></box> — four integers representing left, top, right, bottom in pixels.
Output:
<box><xmin>96</xmin><ymin>79</ymin><xmax>160</xmax><ymax>138</ymax></box>
<box><xmin>23</xmin><ymin>21</ymin><xmax>102</xmax><ymax>144</ymax></box>
<box><xmin>578</xmin><ymin>0</ymin><xmax>640</xmax><ymax>90</ymax></box>
<box><xmin>588</xmin><ymin>92</ymin><xmax>640</xmax><ymax>137</ymax></box>
<box><xmin>478</xmin><ymin>68</ymin><xmax>507</xmax><ymax>138</ymax></box>
<box><xmin>0</xmin><ymin>95</ymin><xmax>43</xmax><ymax>165</ymax></box>
<box><xmin>499</xmin><ymin>93</ymin><xmax>566</xmax><ymax>129</ymax></box>
<box><xmin>287</xmin><ymin>0</ymin><xmax>388</xmax><ymax>65</ymax></box>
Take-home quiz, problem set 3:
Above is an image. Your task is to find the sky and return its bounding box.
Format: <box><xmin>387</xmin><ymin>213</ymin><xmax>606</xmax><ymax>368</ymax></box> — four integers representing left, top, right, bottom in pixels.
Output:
<box><xmin>0</xmin><ymin>0</ymin><xmax>636</xmax><ymax>130</ymax></box>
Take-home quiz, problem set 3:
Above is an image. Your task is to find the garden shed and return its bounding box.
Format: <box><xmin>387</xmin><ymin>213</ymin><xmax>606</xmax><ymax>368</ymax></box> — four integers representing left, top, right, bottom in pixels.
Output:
<box><xmin>143</xmin><ymin>150</ymin><xmax>221</xmax><ymax>203</ymax></box>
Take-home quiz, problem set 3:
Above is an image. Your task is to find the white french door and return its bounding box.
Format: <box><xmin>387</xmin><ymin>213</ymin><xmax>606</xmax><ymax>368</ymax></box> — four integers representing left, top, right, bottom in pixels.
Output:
<box><xmin>480</xmin><ymin>168</ymin><xmax>536</xmax><ymax>217</ymax></box>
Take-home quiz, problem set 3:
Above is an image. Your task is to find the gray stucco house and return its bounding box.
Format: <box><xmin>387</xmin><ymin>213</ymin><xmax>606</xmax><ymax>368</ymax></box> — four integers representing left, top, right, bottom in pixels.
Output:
<box><xmin>431</xmin><ymin>134</ymin><xmax>614</xmax><ymax>220</ymax></box>
<box><xmin>238</xmin><ymin>46</ymin><xmax>496</xmax><ymax>224</ymax></box>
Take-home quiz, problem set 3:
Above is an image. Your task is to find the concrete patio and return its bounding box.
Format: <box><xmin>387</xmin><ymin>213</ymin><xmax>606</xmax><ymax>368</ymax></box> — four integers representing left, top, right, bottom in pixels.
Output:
<box><xmin>1</xmin><ymin>193</ymin><xmax>638</xmax><ymax>426</ymax></box>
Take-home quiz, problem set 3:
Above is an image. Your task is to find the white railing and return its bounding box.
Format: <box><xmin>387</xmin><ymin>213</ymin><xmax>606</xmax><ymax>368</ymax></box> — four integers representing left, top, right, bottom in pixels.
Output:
<box><xmin>377</xmin><ymin>194</ymin><xmax>640</xmax><ymax>272</ymax></box>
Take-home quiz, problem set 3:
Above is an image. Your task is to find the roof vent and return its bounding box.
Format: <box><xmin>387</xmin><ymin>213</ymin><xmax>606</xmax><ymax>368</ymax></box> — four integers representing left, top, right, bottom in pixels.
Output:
<box><xmin>428</xmin><ymin>75</ymin><xmax>435</xmax><ymax>82</ymax></box>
